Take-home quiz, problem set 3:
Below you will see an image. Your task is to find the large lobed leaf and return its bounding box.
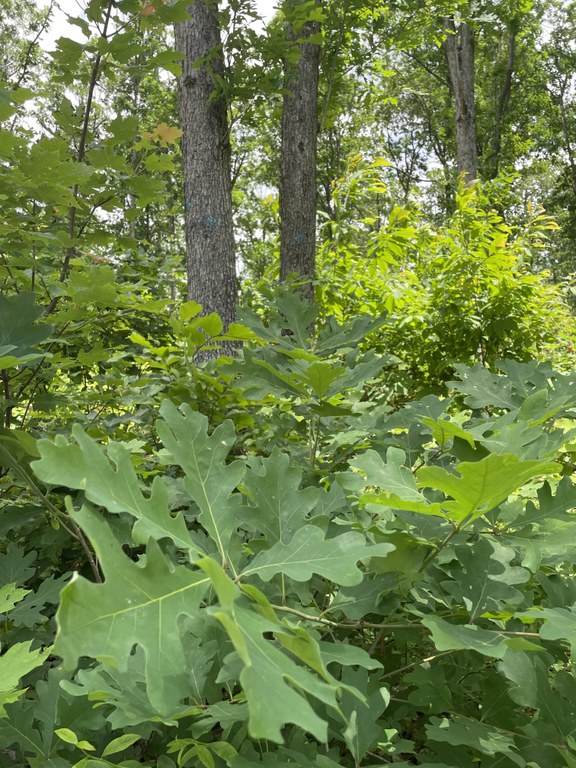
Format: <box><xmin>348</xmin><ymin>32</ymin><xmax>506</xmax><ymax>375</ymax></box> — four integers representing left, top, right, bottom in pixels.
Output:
<box><xmin>54</xmin><ymin>505</ymin><xmax>209</xmax><ymax>717</ymax></box>
<box><xmin>155</xmin><ymin>400</ymin><xmax>245</xmax><ymax>570</ymax></box>
<box><xmin>200</xmin><ymin>558</ymin><xmax>354</xmax><ymax>743</ymax></box>
<box><xmin>417</xmin><ymin>453</ymin><xmax>558</xmax><ymax>524</ymax></box>
<box><xmin>32</xmin><ymin>425</ymin><xmax>202</xmax><ymax>558</ymax></box>
<box><xmin>239</xmin><ymin>525</ymin><xmax>394</xmax><ymax>586</ymax></box>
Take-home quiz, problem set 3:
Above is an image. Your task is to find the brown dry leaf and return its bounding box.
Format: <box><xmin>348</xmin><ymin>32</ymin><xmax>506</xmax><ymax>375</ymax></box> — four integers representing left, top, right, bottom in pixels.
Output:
<box><xmin>151</xmin><ymin>123</ymin><xmax>183</xmax><ymax>145</ymax></box>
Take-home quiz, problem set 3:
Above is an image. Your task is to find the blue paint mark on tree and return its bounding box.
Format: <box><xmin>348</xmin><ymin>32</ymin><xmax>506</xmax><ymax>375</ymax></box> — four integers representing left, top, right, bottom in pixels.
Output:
<box><xmin>203</xmin><ymin>215</ymin><xmax>220</xmax><ymax>230</ymax></box>
<box><xmin>294</xmin><ymin>233</ymin><xmax>306</xmax><ymax>244</ymax></box>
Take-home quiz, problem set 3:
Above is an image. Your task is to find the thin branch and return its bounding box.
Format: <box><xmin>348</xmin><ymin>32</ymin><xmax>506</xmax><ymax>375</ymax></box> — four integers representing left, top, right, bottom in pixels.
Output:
<box><xmin>45</xmin><ymin>0</ymin><xmax>115</xmax><ymax>316</ymax></box>
<box><xmin>270</xmin><ymin>603</ymin><xmax>420</xmax><ymax>631</ymax></box>
<box><xmin>418</xmin><ymin>522</ymin><xmax>460</xmax><ymax>572</ymax></box>
<box><xmin>12</xmin><ymin>1</ymin><xmax>55</xmax><ymax>89</ymax></box>
<box><xmin>381</xmin><ymin>650</ymin><xmax>455</xmax><ymax>680</ymax></box>
<box><xmin>0</xmin><ymin>444</ymin><xmax>101</xmax><ymax>582</ymax></box>
<box><xmin>402</xmin><ymin>49</ymin><xmax>450</xmax><ymax>89</ymax></box>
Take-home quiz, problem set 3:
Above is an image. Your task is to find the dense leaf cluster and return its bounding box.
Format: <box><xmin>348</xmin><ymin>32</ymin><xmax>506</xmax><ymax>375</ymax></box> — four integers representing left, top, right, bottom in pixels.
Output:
<box><xmin>1</xmin><ymin>1</ymin><xmax>576</xmax><ymax>766</ymax></box>
<box><xmin>2</xmin><ymin>294</ymin><xmax>576</xmax><ymax>767</ymax></box>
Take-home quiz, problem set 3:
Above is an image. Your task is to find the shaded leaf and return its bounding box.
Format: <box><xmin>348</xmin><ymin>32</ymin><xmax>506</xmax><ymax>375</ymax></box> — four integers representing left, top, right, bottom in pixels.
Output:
<box><xmin>426</xmin><ymin>715</ymin><xmax>525</xmax><ymax>766</ymax></box>
<box><xmin>421</xmin><ymin>615</ymin><xmax>539</xmax><ymax>658</ymax></box>
<box><xmin>240</xmin><ymin>449</ymin><xmax>319</xmax><ymax>544</ymax></box>
<box><xmin>200</xmin><ymin>558</ymin><xmax>349</xmax><ymax>743</ymax></box>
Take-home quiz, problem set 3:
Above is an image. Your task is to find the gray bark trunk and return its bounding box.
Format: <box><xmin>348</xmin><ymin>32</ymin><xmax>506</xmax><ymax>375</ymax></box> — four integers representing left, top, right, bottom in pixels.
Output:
<box><xmin>279</xmin><ymin>1</ymin><xmax>321</xmax><ymax>302</ymax></box>
<box><xmin>485</xmin><ymin>26</ymin><xmax>516</xmax><ymax>179</ymax></box>
<box><xmin>175</xmin><ymin>1</ymin><xmax>237</xmax><ymax>343</ymax></box>
<box><xmin>444</xmin><ymin>16</ymin><xmax>477</xmax><ymax>182</ymax></box>
<box><xmin>554</xmin><ymin>76</ymin><xmax>576</xmax><ymax>199</ymax></box>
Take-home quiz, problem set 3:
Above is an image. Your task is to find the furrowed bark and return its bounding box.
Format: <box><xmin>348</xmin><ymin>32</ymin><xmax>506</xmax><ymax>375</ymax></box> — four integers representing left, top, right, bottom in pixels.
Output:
<box><xmin>175</xmin><ymin>0</ymin><xmax>237</xmax><ymax>351</ymax></box>
<box><xmin>279</xmin><ymin>0</ymin><xmax>321</xmax><ymax>302</ymax></box>
<box><xmin>444</xmin><ymin>16</ymin><xmax>477</xmax><ymax>183</ymax></box>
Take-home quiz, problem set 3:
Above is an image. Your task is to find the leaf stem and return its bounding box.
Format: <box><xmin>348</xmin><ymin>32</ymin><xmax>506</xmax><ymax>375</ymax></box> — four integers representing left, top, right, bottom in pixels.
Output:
<box><xmin>418</xmin><ymin>523</ymin><xmax>461</xmax><ymax>572</ymax></box>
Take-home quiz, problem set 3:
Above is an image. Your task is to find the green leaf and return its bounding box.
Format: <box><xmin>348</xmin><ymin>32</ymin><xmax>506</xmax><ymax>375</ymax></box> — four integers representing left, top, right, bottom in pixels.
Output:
<box><xmin>155</xmin><ymin>401</ymin><xmax>244</xmax><ymax>569</ymax></box>
<box><xmin>426</xmin><ymin>715</ymin><xmax>525</xmax><ymax>765</ymax></box>
<box><xmin>0</xmin><ymin>642</ymin><xmax>50</xmax><ymax>715</ymax></box>
<box><xmin>512</xmin><ymin>477</ymin><xmax>576</xmax><ymax>527</ymax></box>
<box><xmin>10</xmin><ymin>574</ymin><xmax>69</xmax><ymax>628</ymax></box>
<box><xmin>55</xmin><ymin>727</ymin><xmax>96</xmax><ymax>750</ymax></box>
<box><xmin>101</xmin><ymin>733</ymin><xmax>141</xmax><ymax>757</ymax></box>
<box><xmin>240</xmin><ymin>449</ymin><xmax>320</xmax><ymax>544</ymax></box>
<box><xmin>302</xmin><ymin>361</ymin><xmax>346</xmax><ymax>398</ymax></box>
<box><xmin>317</xmin><ymin>314</ymin><xmax>389</xmax><ymax>356</ymax></box>
<box><xmin>354</xmin><ymin>448</ymin><xmax>444</xmax><ymax>517</ymax></box>
<box><xmin>32</xmin><ymin>426</ymin><xmax>202</xmax><ymax>559</ymax></box>
<box><xmin>199</xmin><ymin>557</ymin><xmax>348</xmax><ymax>743</ymax></box>
<box><xmin>240</xmin><ymin>525</ymin><xmax>394</xmax><ymax>586</ymax></box>
<box><xmin>417</xmin><ymin>454</ymin><xmax>558</xmax><ymax>525</ymax></box>
<box><xmin>522</xmin><ymin>606</ymin><xmax>576</xmax><ymax>655</ymax></box>
<box><xmin>0</xmin><ymin>702</ymin><xmax>46</xmax><ymax>756</ymax></box>
<box><xmin>340</xmin><ymin>668</ymin><xmax>389</xmax><ymax>762</ymax></box>
<box><xmin>0</xmin><ymin>583</ymin><xmax>30</xmax><ymax>614</ymax></box>
<box><xmin>0</xmin><ymin>545</ymin><xmax>36</xmax><ymax>587</ymax></box>
<box><xmin>421</xmin><ymin>615</ymin><xmax>537</xmax><ymax>658</ymax></box>
<box><xmin>422</xmin><ymin>417</ymin><xmax>476</xmax><ymax>448</ymax></box>
<box><xmin>0</xmin><ymin>293</ymin><xmax>52</xmax><ymax>366</ymax></box>
<box><xmin>353</xmin><ymin>448</ymin><xmax>421</xmax><ymax>501</ymax></box>
<box><xmin>55</xmin><ymin>727</ymin><xmax>79</xmax><ymax>745</ymax></box>
<box><xmin>61</xmin><ymin>650</ymin><xmax>192</xmax><ymax>729</ymax></box>
<box><xmin>443</xmin><ymin>539</ymin><xmax>529</xmax><ymax>620</ymax></box>
<box><xmin>67</xmin><ymin>265</ymin><xmax>120</xmax><ymax>307</ymax></box>
<box><xmin>107</xmin><ymin>114</ymin><xmax>139</xmax><ymax>145</ymax></box>
<box><xmin>499</xmin><ymin>653</ymin><xmax>576</xmax><ymax>751</ymax></box>
<box><xmin>318</xmin><ymin>641</ymin><xmax>382</xmax><ymax>670</ymax></box>
<box><xmin>54</xmin><ymin>505</ymin><xmax>210</xmax><ymax>717</ymax></box>
<box><xmin>449</xmin><ymin>364</ymin><xmax>518</xmax><ymax>410</ymax></box>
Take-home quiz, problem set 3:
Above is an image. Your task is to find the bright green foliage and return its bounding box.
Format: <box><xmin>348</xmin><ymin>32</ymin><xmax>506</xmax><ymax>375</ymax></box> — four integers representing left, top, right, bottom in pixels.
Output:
<box><xmin>317</xmin><ymin>168</ymin><xmax>570</xmax><ymax>388</ymax></box>
<box><xmin>0</xmin><ymin>638</ymin><xmax>49</xmax><ymax>715</ymax></box>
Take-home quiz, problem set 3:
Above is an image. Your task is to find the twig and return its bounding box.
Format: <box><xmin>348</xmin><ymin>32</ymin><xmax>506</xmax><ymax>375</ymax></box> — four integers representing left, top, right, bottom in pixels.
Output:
<box><xmin>270</xmin><ymin>603</ymin><xmax>420</xmax><ymax>631</ymax></box>
<box><xmin>381</xmin><ymin>650</ymin><xmax>455</xmax><ymax>679</ymax></box>
<box><xmin>12</xmin><ymin>1</ymin><xmax>55</xmax><ymax>89</ymax></box>
<box><xmin>45</xmin><ymin>0</ymin><xmax>115</xmax><ymax>316</ymax></box>
<box><xmin>0</xmin><ymin>443</ymin><xmax>101</xmax><ymax>582</ymax></box>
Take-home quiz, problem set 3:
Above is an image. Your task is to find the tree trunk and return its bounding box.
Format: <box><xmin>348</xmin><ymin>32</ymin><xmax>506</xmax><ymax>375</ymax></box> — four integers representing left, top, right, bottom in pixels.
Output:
<box><xmin>279</xmin><ymin>0</ymin><xmax>321</xmax><ymax>302</ymax></box>
<box><xmin>485</xmin><ymin>25</ymin><xmax>516</xmax><ymax>180</ymax></box>
<box><xmin>444</xmin><ymin>16</ymin><xmax>477</xmax><ymax>182</ymax></box>
<box><xmin>175</xmin><ymin>0</ymin><xmax>237</xmax><ymax>339</ymax></box>
<box><xmin>554</xmin><ymin>76</ymin><xmax>576</xmax><ymax>199</ymax></box>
